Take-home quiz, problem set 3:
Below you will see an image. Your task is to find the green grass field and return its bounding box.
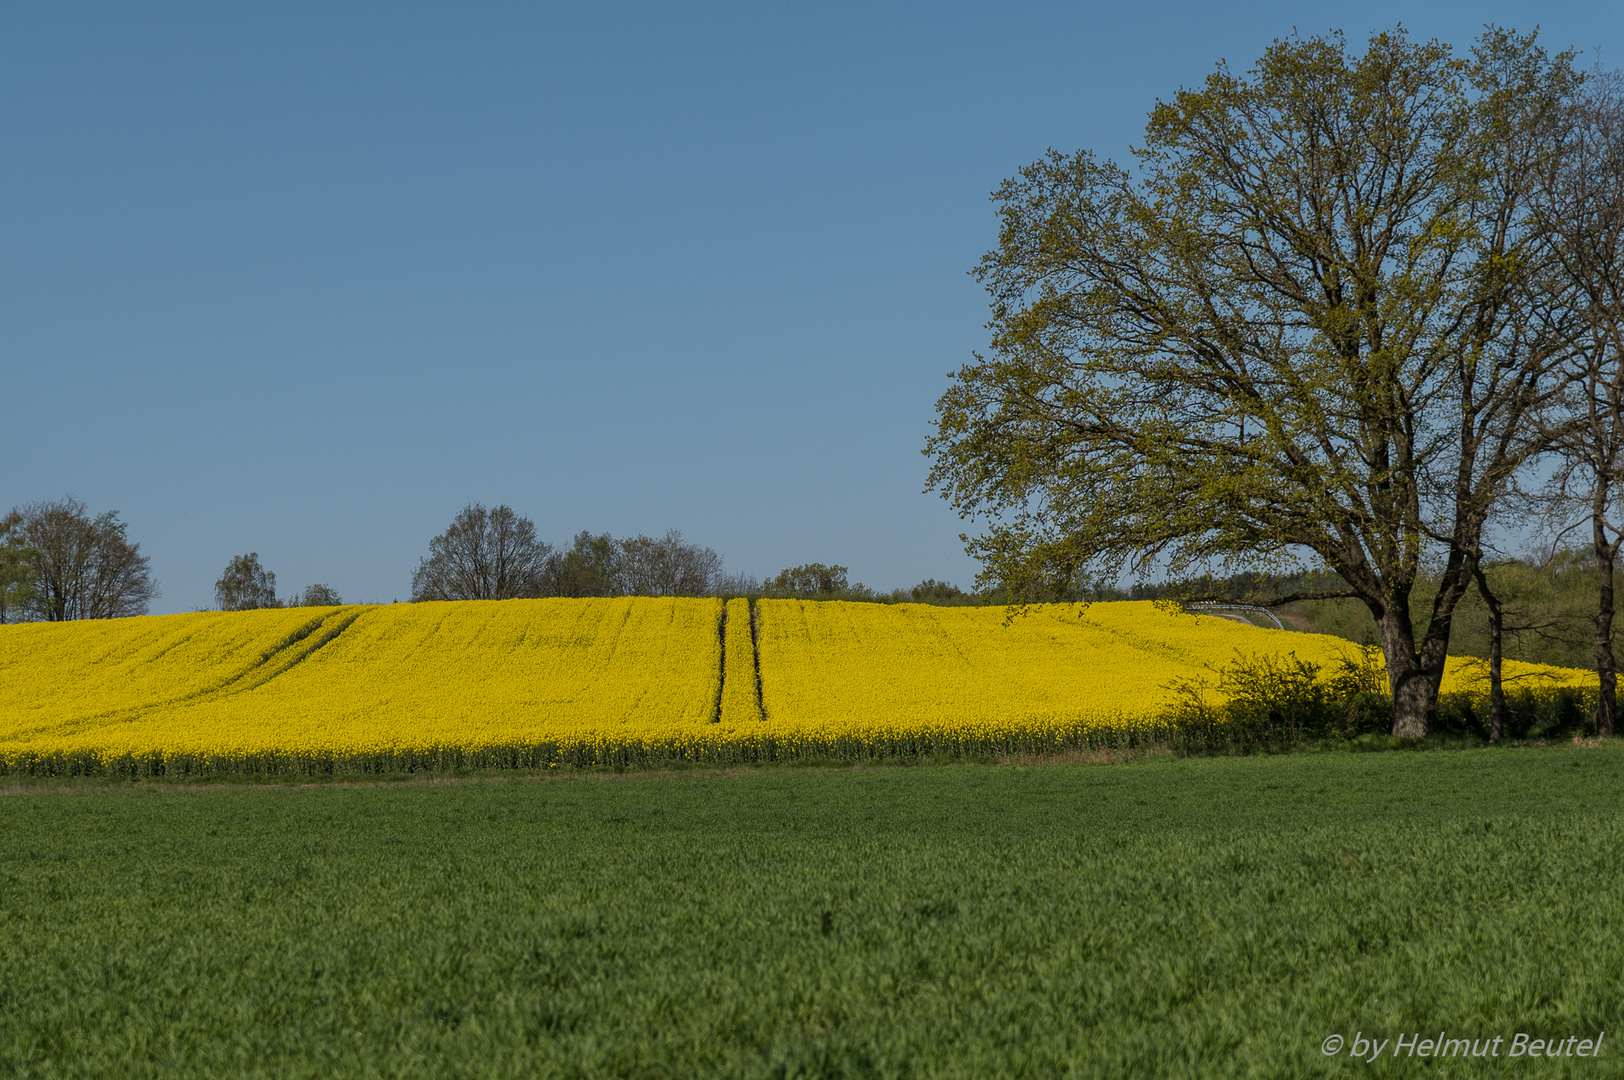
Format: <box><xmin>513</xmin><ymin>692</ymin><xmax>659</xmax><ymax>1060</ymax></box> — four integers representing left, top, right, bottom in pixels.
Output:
<box><xmin>3</xmin><ymin>749</ymin><xmax>1622</xmax><ymax>1078</ymax></box>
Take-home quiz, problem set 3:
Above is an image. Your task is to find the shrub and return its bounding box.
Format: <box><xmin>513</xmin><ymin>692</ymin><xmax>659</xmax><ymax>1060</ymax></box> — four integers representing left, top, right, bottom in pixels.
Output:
<box><xmin>1163</xmin><ymin>646</ymin><xmax>1389</xmax><ymax>748</ymax></box>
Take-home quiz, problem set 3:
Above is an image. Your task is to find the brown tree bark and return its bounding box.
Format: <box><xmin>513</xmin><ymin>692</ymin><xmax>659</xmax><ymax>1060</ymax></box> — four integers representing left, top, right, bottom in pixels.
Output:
<box><xmin>1594</xmin><ymin>509</ymin><xmax>1618</xmax><ymax>737</ymax></box>
<box><xmin>1474</xmin><ymin>566</ymin><xmax>1508</xmax><ymax>742</ymax></box>
<box><xmin>1352</xmin><ymin>550</ymin><xmax>1477</xmax><ymax>739</ymax></box>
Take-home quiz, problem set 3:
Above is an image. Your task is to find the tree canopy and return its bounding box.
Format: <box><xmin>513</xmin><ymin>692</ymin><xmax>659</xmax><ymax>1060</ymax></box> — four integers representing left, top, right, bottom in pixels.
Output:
<box><xmin>4</xmin><ymin>497</ymin><xmax>158</xmax><ymax>620</ymax></box>
<box><xmin>0</xmin><ymin>511</ymin><xmax>37</xmax><ymax>624</ymax></box>
<box><xmin>411</xmin><ymin>504</ymin><xmax>554</xmax><ymax>602</ymax></box>
<box><xmin>766</xmin><ymin>563</ymin><xmax>852</xmax><ymax>598</ymax></box>
<box><xmin>927</xmin><ymin>28</ymin><xmax>1582</xmax><ymax>736</ymax></box>
<box><xmin>615</xmin><ymin>530</ymin><xmax>723</xmax><ymax>598</ymax></box>
<box><xmin>294</xmin><ymin>583</ymin><xmax>343</xmax><ymax>607</ymax></box>
<box><xmin>215</xmin><ymin>553</ymin><xmax>279</xmax><ymax>611</ymax></box>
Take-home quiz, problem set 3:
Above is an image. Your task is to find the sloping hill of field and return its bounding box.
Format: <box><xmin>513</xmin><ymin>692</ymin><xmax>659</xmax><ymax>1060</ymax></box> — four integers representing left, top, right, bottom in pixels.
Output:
<box><xmin>0</xmin><ymin>598</ymin><xmax>1593</xmax><ymax>772</ymax></box>
<box><xmin>752</xmin><ymin>600</ymin><xmax>1587</xmax><ymax>752</ymax></box>
<box><xmin>2</xmin><ymin>598</ymin><xmax>723</xmax><ymax>770</ymax></box>
<box><xmin>0</xmin><ymin>606</ymin><xmax>357</xmax><ymax>731</ymax></box>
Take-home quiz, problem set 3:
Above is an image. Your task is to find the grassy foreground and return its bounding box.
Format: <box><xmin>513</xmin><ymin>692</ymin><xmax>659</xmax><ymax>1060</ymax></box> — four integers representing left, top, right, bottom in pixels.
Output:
<box><xmin>2</xmin><ymin>750</ymin><xmax>1623</xmax><ymax>1078</ymax></box>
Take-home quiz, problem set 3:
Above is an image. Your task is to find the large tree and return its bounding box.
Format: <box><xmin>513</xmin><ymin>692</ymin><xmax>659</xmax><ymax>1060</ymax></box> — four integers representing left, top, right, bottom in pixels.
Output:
<box><xmin>926</xmin><ymin>29</ymin><xmax>1579</xmax><ymax>736</ymax></box>
<box><xmin>6</xmin><ymin>497</ymin><xmax>159</xmax><ymax>620</ymax></box>
<box><xmin>411</xmin><ymin>503</ymin><xmax>554</xmax><ymax>602</ymax></box>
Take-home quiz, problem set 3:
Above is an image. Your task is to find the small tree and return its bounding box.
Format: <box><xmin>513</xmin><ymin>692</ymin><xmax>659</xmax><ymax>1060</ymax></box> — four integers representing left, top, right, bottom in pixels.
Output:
<box><xmin>553</xmin><ymin>531</ymin><xmax>618</xmax><ymax>598</ymax></box>
<box><xmin>412</xmin><ymin>504</ymin><xmax>554</xmax><ymax>601</ymax></box>
<box><xmin>767</xmin><ymin>563</ymin><xmax>851</xmax><ymax>598</ymax></box>
<box><xmin>293</xmin><ymin>583</ymin><xmax>343</xmax><ymax>607</ymax></box>
<box><xmin>215</xmin><ymin>553</ymin><xmax>280</xmax><ymax>611</ymax></box>
<box><xmin>1467</xmin><ymin>560</ymin><xmax>1559</xmax><ymax>741</ymax></box>
<box><xmin>8</xmin><ymin>497</ymin><xmax>159</xmax><ymax>620</ymax></box>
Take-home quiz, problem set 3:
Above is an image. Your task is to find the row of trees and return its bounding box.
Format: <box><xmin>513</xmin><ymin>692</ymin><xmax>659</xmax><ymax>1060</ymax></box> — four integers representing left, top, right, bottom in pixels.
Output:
<box><xmin>406</xmin><ymin>503</ymin><xmax>973</xmax><ymax>604</ymax></box>
<box><xmin>1124</xmin><ymin>555</ymin><xmax>1620</xmax><ymax>670</ymax></box>
<box><xmin>927</xmin><ymin>27</ymin><xmax>1624</xmax><ymax>737</ymax></box>
<box><xmin>1</xmin><ymin>496</ymin><xmax>976</xmax><ymax>619</ymax></box>
<box><xmin>759</xmin><ymin>563</ymin><xmax>973</xmax><ymax>604</ymax></box>
<box><xmin>214</xmin><ymin>553</ymin><xmax>342</xmax><ymax>611</ymax></box>
<box><xmin>407</xmin><ymin>504</ymin><xmax>730</xmax><ymax>601</ymax></box>
<box><xmin>1290</xmin><ymin>551</ymin><xmax>1617</xmax><ymax>673</ymax></box>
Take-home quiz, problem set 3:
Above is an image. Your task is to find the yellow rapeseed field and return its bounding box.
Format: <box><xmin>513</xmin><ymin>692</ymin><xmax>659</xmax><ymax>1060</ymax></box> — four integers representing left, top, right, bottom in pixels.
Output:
<box><xmin>1</xmin><ymin>597</ymin><xmax>722</xmax><ymax>772</ymax></box>
<box><xmin>0</xmin><ymin>596</ymin><xmax>1598</xmax><ymax>774</ymax></box>
<box><xmin>718</xmin><ymin>597</ymin><xmax>762</xmax><ymax>726</ymax></box>
<box><xmin>754</xmin><ymin>599</ymin><xmax>1256</xmax><ymax>753</ymax></box>
<box><xmin>0</xmin><ymin>606</ymin><xmax>354</xmax><ymax>731</ymax></box>
<box><xmin>753</xmin><ymin>600</ymin><xmax>1591</xmax><ymax>756</ymax></box>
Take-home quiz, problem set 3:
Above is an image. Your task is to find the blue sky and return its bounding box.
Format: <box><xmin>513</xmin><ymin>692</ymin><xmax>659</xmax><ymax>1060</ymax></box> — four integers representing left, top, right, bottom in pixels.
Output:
<box><xmin>5</xmin><ymin>2</ymin><xmax>1623</xmax><ymax>612</ymax></box>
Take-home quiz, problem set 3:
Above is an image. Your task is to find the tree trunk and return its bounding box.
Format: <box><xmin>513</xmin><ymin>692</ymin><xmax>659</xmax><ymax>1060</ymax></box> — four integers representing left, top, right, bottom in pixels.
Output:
<box><xmin>1378</xmin><ymin>612</ymin><xmax>1440</xmax><ymax>738</ymax></box>
<box><xmin>1474</xmin><ymin>567</ymin><xmax>1506</xmax><ymax>742</ymax></box>
<box><xmin>1595</xmin><ymin>518</ymin><xmax>1617</xmax><ymax>738</ymax></box>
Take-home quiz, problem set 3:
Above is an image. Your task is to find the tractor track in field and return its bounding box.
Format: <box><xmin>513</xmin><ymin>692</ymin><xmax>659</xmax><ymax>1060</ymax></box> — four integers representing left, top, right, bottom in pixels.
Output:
<box><xmin>751</xmin><ymin>602</ymin><xmax>765</xmax><ymax>719</ymax></box>
<box><xmin>50</xmin><ymin>607</ymin><xmax>370</xmax><ymax>733</ymax></box>
<box><xmin>713</xmin><ymin>603</ymin><xmax>728</xmax><ymax>723</ymax></box>
<box><xmin>712</xmin><ymin>599</ymin><xmax>766</xmax><ymax>724</ymax></box>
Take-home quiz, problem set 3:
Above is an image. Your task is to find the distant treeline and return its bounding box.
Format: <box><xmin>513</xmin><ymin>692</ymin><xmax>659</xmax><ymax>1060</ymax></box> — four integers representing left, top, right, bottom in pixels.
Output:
<box><xmin>0</xmin><ymin>497</ymin><xmax>991</xmax><ymax>622</ymax></box>
<box><xmin>19</xmin><ymin>495</ymin><xmax>1607</xmax><ymax>678</ymax></box>
<box><xmin>404</xmin><ymin>504</ymin><xmax>982</xmax><ymax>606</ymax></box>
<box><xmin>1112</xmin><ymin>556</ymin><xmax>1623</xmax><ymax>673</ymax></box>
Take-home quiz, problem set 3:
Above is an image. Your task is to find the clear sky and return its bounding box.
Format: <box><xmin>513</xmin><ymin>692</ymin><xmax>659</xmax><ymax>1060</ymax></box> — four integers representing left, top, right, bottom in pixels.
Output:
<box><xmin>5</xmin><ymin>1</ymin><xmax>1623</xmax><ymax>612</ymax></box>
